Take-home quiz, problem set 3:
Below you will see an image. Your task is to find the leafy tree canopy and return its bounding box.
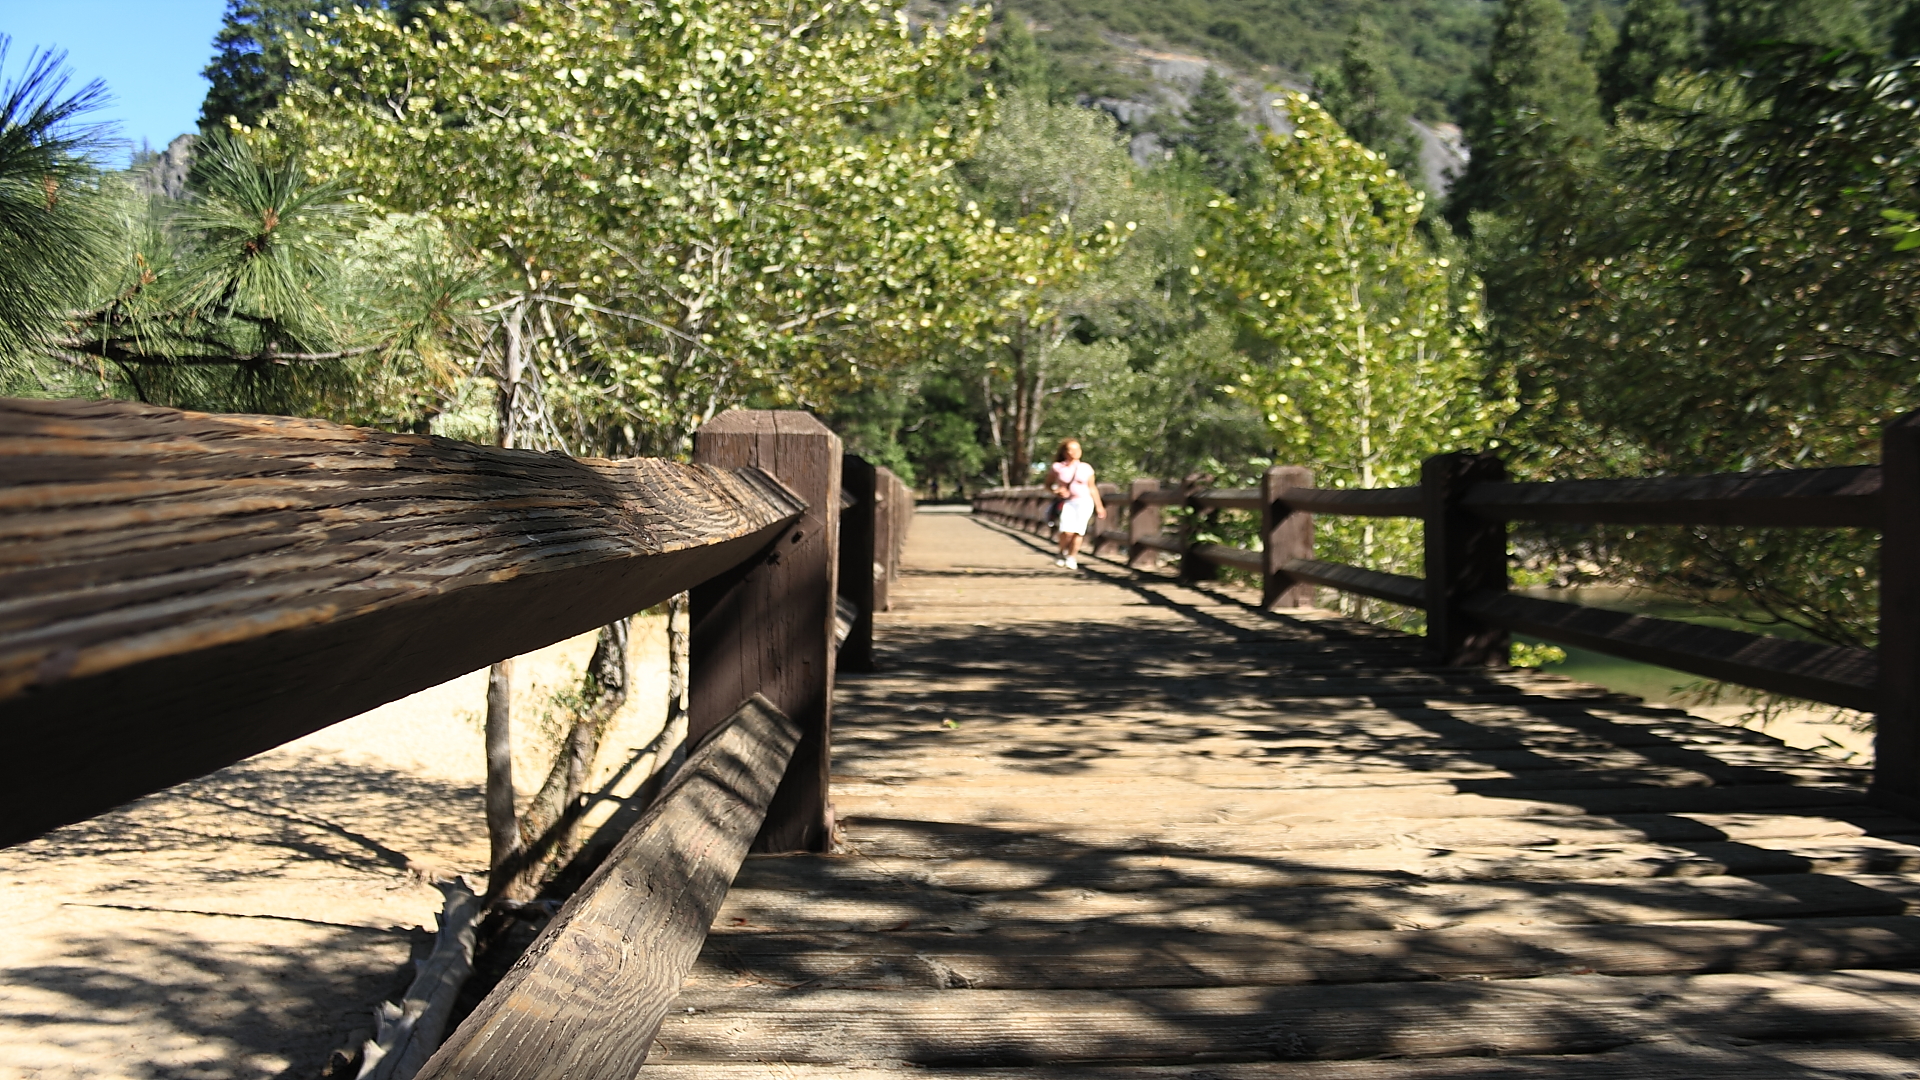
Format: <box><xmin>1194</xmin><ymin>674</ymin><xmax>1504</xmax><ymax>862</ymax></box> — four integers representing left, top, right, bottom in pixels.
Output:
<box><xmin>269</xmin><ymin>0</ymin><xmax>1077</xmax><ymax>455</ymax></box>
<box><xmin>1205</xmin><ymin>93</ymin><xmax>1504</xmax><ymax>592</ymax></box>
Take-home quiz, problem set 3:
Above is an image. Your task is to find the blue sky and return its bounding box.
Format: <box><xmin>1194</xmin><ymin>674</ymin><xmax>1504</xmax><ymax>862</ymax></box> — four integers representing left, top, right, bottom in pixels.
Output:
<box><xmin>0</xmin><ymin>1</ymin><xmax>230</xmax><ymax>163</ymax></box>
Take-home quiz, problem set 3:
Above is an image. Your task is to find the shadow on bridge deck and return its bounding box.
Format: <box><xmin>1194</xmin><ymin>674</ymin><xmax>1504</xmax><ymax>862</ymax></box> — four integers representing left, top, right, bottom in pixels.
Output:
<box><xmin>645</xmin><ymin>511</ymin><xmax>1920</xmax><ymax>1079</ymax></box>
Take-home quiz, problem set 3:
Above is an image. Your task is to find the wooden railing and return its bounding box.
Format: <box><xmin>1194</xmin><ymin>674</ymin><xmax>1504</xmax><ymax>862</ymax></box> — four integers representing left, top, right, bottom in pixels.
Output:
<box><xmin>0</xmin><ymin>397</ymin><xmax>911</xmax><ymax>1078</ymax></box>
<box><xmin>976</xmin><ymin>410</ymin><xmax>1919</xmax><ymax>813</ymax></box>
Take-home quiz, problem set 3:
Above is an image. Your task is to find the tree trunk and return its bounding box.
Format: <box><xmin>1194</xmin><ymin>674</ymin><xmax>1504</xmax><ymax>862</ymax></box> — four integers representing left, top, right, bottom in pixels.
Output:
<box><xmin>662</xmin><ymin>592</ymin><xmax>690</xmax><ymax>779</ymax></box>
<box><xmin>484</xmin><ymin>660</ymin><xmax>519</xmax><ymax>890</ymax></box>
<box><xmin>484</xmin><ymin>299</ymin><xmax>529</xmax><ymax>898</ymax></box>
<box><xmin>1008</xmin><ymin>340</ymin><xmax>1032</xmax><ymax>483</ymax></box>
<box><xmin>497</xmin><ymin>619</ymin><xmax>632</xmax><ymax>899</ymax></box>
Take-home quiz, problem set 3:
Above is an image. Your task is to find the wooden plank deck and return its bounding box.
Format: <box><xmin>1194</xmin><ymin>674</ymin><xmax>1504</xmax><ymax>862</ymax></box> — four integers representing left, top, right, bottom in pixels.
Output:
<box><xmin>644</xmin><ymin>509</ymin><xmax>1920</xmax><ymax>1078</ymax></box>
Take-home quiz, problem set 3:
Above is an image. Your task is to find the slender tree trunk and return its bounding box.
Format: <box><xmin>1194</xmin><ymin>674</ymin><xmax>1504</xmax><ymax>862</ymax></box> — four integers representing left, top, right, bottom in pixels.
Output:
<box><xmin>981</xmin><ymin>372</ymin><xmax>1009</xmax><ymax>487</ymax></box>
<box><xmin>1009</xmin><ymin>340</ymin><xmax>1032</xmax><ymax>483</ymax></box>
<box><xmin>661</xmin><ymin>592</ymin><xmax>691</xmax><ymax>781</ymax></box>
<box><xmin>484</xmin><ymin>660</ymin><xmax>519</xmax><ymax>889</ymax></box>
<box><xmin>484</xmin><ymin>299</ymin><xmax>529</xmax><ymax>897</ymax></box>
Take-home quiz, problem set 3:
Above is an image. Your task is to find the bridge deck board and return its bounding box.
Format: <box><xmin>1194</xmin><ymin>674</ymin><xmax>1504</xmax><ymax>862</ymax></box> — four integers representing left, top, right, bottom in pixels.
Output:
<box><xmin>644</xmin><ymin>511</ymin><xmax>1920</xmax><ymax>1075</ymax></box>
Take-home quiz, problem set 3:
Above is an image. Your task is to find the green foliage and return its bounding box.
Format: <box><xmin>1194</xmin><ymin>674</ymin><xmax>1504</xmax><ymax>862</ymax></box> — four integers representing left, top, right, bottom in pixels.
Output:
<box><xmin>983</xmin><ymin>0</ymin><xmax>1625</xmax><ymax>123</ymax></box>
<box><xmin>1481</xmin><ymin>50</ymin><xmax>1920</xmax><ymax>647</ymax></box>
<box><xmin>1704</xmin><ymin>0</ymin><xmax>1876</xmax><ymax>60</ymax></box>
<box><xmin>273</xmin><ymin>0</ymin><xmax>1020</xmax><ymax>456</ymax></box>
<box><xmin>200</xmin><ymin>0</ymin><xmax>313</xmax><ymax>131</ymax></box>
<box><xmin>1204</xmin><ymin>94</ymin><xmax>1505</xmax><ymax>614</ymax></box>
<box><xmin>990</xmin><ymin>14</ymin><xmax>1052</xmax><ymax>96</ymax></box>
<box><xmin>1598</xmin><ymin>0</ymin><xmax>1699</xmax><ymax>118</ymax></box>
<box><xmin>957</xmin><ymin>90</ymin><xmax>1138</xmax><ymax>481</ymax></box>
<box><xmin>1448</xmin><ymin>0</ymin><xmax>1606</xmax><ymax>231</ymax></box>
<box><xmin>0</xmin><ymin>41</ymin><xmax>116</xmax><ymax>363</ymax></box>
<box><xmin>1313</xmin><ymin>18</ymin><xmax>1425</xmax><ymax>188</ymax></box>
<box><xmin>1177</xmin><ymin>69</ymin><xmax>1250</xmax><ymax>194</ymax></box>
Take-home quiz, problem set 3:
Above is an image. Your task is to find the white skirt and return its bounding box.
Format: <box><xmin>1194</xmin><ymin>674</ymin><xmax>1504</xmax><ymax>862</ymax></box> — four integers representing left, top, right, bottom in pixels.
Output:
<box><xmin>1057</xmin><ymin>498</ymin><xmax>1095</xmax><ymax>536</ymax></box>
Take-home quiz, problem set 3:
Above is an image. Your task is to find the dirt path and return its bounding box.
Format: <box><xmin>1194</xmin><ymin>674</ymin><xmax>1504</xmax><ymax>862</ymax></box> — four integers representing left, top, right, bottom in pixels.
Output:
<box><xmin>0</xmin><ymin>617</ymin><xmax>673</xmax><ymax>1080</ymax></box>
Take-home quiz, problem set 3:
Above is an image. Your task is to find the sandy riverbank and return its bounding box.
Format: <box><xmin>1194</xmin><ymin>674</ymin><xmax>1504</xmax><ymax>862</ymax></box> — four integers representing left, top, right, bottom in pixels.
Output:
<box><xmin>0</xmin><ymin>614</ymin><xmax>673</xmax><ymax>1080</ymax></box>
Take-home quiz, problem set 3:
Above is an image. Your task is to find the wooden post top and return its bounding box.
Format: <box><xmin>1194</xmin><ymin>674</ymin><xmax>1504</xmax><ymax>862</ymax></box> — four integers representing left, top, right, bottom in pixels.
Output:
<box><xmin>698</xmin><ymin>409</ymin><xmax>837</xmax><ymax>437</ymax></box>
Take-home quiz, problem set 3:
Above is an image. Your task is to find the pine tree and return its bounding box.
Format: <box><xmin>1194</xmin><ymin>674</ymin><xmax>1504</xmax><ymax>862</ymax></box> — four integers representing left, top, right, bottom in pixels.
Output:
<box><xmin>990</xmin><ymin>14</ymin><xmax>1051</xmax><ymax>96</ymax></box>
<box><xmin>199</xmin><ymin>0</ymin><xmax>314</xmax><ymax>131</ymax></box>
<box><xmin>1599</xmin><ymin>0</ymin><xmax>1698</xmax><ymax>118</ymax></box>
<box><xmin>1582</xmin><ymin>8</ymin><xmax>1619</xmax><ymax>71</ymax></box>
<box><xmin>1704</xmin><ymin>0</ymin><xmax>1874</xmax><ymax>62</ymax></box>
<box><xmin>1895</xmin><ymin>0</ymin><xmax>1920</xmax><ymax>57</ymax></box>
<box><xmin>0</xmin><ymin>41</ymin><xmax>115</xmax><ymax>364</ymax></box>
<box><xmin>1315</xmin><ymin>17</ymin><xmax>1424</xmax><ymax>184</ymax></box>
<box><xmin>1182</xmin><ymin>68</ymin><xmax>1249</xmax><ymax>193</ymax></box>
<box><xmin>1446</xmin><ymin>0</ymin><xmax>1605</xmax><ymax>231</ymax></box>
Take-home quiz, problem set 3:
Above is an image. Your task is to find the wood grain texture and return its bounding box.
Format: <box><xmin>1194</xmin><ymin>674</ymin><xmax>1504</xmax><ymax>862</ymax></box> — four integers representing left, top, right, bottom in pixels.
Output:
<box><xmin>417</xmin><ymin>693</ymin><xmax>801</xmax><ymax>1080</ymax></box>
<box><xmin>691</xmin><ymin>410</ymin><xmax>841</xmax><ymax>853</ymax></box>
<box><xmin>650</xmin><ymin>970</ymin><xmax>1920</xmax><ymax>1065</ymax></box>
<box><xmin>1463</xmin><ymin>465</ymin><xmax>1881</xmax><ymax>527</ymax></box>
<box><xmin>0</xmin><ymin>397</ymin><xmax>802</xmax><ymax>847</ymax></box>
<box><xmin>638</xmin><ymin>1040</ymin><xmax>1920</xmax><ymax>1080</ymax></box>
<box><xmin>690</xmin><ymin>916</ymin><xmax>1920</xmax><ymax>990</ymax></box>
<box><xmin>1464</xmin><ymin>591</ymin><xmax>1876</xmax><ymax>712</ymax></box>
<box><xmin>657</xmin><ymin>511</ymin><xmax>1918</xmax><ymax>1079</ymax></box>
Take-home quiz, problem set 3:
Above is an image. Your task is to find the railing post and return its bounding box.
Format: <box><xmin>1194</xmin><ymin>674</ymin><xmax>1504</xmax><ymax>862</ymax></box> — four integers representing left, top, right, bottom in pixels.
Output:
<box><xmin>690</xmin><ymin>410</ymin><xmax>841</xmax><ymax>852</ymax></box>
<box><xmin>1262</xmin><ymin>465</ymin><xmax>1315</xmax><ymax>609</ymax></box>
<box><xmin>872</xmin><ymin>467</ymin><xmax>896</xmax><ymax>614</ymax></box>
<box><xmin>1091</xmin><ymin>483</ymin><xmax>1123</xmax><ymax>557</ymax></box>
<box><xmin>838</xmin><ymin>455</ymin><xmax>877</xmax><ymax>674</ymax></box>
<box><xmin>1128</xmin><ymin>478</ymin><xmax>1162</xmax><ymax>569</ymax></box>
<box><xmin>1179</xmin><ymin>478</ymin><xmax>1216</xmax><ymax>582</ymax></box>
<box><xmin>1422</xmin><ymin>451</ymin><xmax>1509</xmax><ymax>667</ymax></box>
<box><xmin>1876</xmin><ymin>410</ymin><xmax>1920</xmax><ymax>812</ymax></box>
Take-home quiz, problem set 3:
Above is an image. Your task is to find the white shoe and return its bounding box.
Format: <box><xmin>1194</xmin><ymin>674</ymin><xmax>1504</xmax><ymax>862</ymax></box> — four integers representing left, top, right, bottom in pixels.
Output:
<box><xmin>1054</xmin><ymin>557</ymin><xmax>1067</xmax><ymax>567</ymax></box>
<box><xmin>1064</xmin><ymin>557</ymin><xmax>1078</xmax><ymax>569</ymax></box>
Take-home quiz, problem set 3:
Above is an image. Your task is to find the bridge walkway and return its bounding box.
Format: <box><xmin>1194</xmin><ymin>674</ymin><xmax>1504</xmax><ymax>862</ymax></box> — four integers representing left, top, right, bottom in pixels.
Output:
<box><xmin>643</xmin><ymin>510</ymin><xmax>1920</xmax><ymax>1078</ymax></box>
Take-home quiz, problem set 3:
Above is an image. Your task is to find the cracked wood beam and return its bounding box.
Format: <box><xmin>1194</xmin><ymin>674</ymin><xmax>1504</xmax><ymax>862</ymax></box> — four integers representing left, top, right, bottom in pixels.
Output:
<box><xmin>0</xmin><ymin>397</ymin><xmax>803</xmax><ymax>847</ymax></box>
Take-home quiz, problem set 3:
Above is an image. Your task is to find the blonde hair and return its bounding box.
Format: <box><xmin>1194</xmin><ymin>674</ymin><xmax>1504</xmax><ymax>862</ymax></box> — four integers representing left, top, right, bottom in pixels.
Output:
<box><xmin>1054</xmin><ymin>438</ymin><xmax>1082</xmax><ymax>463</ymax></box>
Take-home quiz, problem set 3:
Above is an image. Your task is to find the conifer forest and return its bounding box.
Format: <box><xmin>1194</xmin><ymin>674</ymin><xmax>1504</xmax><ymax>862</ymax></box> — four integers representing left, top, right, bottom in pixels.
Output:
<box><xmin>3</xmin><ymin>0</ymin><xmax>1917</xmax><ymax>666</ymax></box>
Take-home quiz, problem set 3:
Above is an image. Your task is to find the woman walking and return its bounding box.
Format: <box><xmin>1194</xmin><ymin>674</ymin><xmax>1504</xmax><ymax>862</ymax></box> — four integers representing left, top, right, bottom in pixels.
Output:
<box><xmin>1047</xmin><ymin>438</ymin><xmax>1105</xmax><ymax>569</ymax></box>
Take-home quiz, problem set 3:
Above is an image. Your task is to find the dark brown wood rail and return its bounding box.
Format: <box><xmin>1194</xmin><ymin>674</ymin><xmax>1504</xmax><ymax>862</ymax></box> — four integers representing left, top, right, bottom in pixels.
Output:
<box><xmin>0</xmin><ymin>397</ymin><xmax>910</xmax><ymax>1078</ymax></box>
<box><xmin>0</xmin><ymin>398</ymin><xmax>812</xmax><ymax>847</ymax></box>
<box><xmin>976</xmin><ymin>408</ymin><xmax>1917</xmax><ymax>811</ymax></box>
<box><xmin>414</xmin><ymin>694</ymin><xmax>801</xmax><ymax>1080</ymax></box>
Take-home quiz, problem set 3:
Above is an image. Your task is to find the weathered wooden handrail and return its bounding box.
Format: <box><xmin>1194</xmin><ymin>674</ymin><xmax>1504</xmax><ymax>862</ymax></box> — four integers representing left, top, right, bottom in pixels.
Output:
<box><xmin>415</xmin><ymin>694</ymin><xmax>801</xmax><ymax>1080</ymax></box>
<box><xmin>973</xmin><ymin>411</ymin><xmax>1918</xmax><ymax>811</ymax></box>
<box><xmin>1462</xmin><ymin>465</ymin><xmax>1881</xmax><ymax>527</ymax></box>
<box><xmin>0</xmin><ymin>398</ymin><xmax>807</xmax><ymax>848</ymax></box>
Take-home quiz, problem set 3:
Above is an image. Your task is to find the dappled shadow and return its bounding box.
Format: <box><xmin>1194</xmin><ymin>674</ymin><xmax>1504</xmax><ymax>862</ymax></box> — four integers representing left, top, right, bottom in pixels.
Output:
<box><xmin>1</xmin><ymin>752</ymin><xmax>486</xmax><ymax>1078</ymax></box>
<box><xmin>654</xmin><ymin>509</ymin><xmax>1920</xmax><ymax>1071</ymax></box>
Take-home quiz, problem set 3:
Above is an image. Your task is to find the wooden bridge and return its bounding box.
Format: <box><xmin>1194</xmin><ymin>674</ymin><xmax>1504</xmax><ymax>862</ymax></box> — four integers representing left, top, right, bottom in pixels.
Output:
<box><xmin>7</xmin><ymin>398</ymin><xmax>1920</xmax><ymax>1078</ymax></box>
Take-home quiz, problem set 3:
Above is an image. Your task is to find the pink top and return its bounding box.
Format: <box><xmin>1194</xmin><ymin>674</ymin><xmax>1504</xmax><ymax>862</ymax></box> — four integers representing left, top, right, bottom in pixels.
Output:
<box><xmin>1050</xmin><ymin>460</ymin><xmax>1094</xmax><ymax>503</ymax></box>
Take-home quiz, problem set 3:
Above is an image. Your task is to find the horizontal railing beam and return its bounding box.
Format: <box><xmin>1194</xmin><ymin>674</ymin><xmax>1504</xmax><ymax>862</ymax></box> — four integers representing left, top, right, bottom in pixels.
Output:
<box><xmin>1463</xmin><ymin>465</ymin><xmax>1881</xmax><ymax>527</ymax></box>
<box><xmin>1277</xmin><ymin>486</ymin><xmax>1424</xmax><ymax>518</ymax></box>
<box><xmin>1281</xmin><ymin>558</ymin><xmax>1427</xmax><ymax>609</ymax></box>
<box><xmin>1190</xmin><ymin>542</ymin><xmax>1262</xmax><ymax>572</ymax></box>
<box><xmin>1192</xmin><ymin>489</ymin><xmax>1264</xmax><ymax>512</ymax></box>
<box><xmin>418</xmin><ymin>694</ymin><xmax>801</xmax><ymax>1080</ymax></box>
<box><xmin>0</xmin><ymin>398</ymin><xmax>805</xmax><ymax>848</ymax></box>
<box><xmin>1463</xmin><ymin>592</ymin><xmax>1877</xmax><ymax>712</ymax></box>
